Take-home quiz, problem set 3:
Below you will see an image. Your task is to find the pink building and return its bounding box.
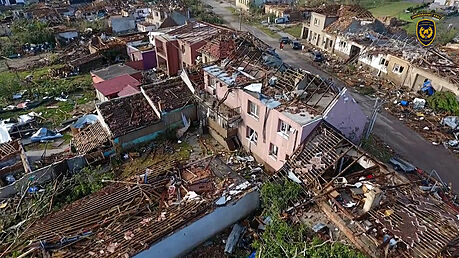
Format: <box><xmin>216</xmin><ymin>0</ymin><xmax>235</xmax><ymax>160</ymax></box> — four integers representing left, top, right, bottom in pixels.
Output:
<box><xmin>155</xmin><ymin>22</ymin><xmax>233</xmax><ymax>76</ymax></box>
<box><xmin>183</xmin><ymin>35</ymin><xmax>367</xmax><ymax>171</ymax></box>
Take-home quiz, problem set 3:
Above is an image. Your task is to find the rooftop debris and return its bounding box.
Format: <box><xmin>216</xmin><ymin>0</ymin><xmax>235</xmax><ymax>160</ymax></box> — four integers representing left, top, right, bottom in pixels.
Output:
<box><xmin>141</xmin><ymin>77</ymin><xmax>193</xmax><ymax>113</ymax></box>
<box><xmin>97</xmin><ymin>92</ymin><xmax>160</xmax><ymax>138</ymax></box>
<box><xmin>272</xmin><ymin>121</ymin><xmax>459</xmax><ymax>257</ymax></box>
<box><xmin>4</xmin><ymin>155</ymin><xmax>255</xmax><ymax>257</ymax></box>
<box><xmin>72</xmin><ymin>121</ymin><xmax>111</xmax><ymax>155</ymax></box>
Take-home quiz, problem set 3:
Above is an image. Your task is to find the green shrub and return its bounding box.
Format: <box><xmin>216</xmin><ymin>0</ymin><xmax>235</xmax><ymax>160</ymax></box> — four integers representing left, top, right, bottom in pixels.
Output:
<box><xmin>253</xmin><ymin>180</ymin><xmax>366</xmax><ymax>258</ymax></box>
<box><xmin>427</xmin><ymin>91</ymin><xmax>459</xmax><ymax>115</ymax></box>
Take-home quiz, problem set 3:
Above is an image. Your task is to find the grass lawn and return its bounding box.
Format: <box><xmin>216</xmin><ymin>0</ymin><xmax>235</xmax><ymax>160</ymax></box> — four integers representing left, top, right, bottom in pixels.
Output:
<box><xmin>283</xmin><ymin>24</ymin><xmax>303</xmax><ymax>39</ymax></box>
<box><xmin>369</xmin><ymin>1</ymin><xmax>417</xmax><ymax>21</ymax></box>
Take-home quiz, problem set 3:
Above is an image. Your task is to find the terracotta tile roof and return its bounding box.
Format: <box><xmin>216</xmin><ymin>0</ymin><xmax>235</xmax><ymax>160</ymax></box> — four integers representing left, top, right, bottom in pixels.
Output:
<box><xmin>98</xmin><ymin>93</ymin><xmax>159</xmax><ymax>138</ymax></box>
<box><xmin>94</xmin><ymin>74</ymin><xmax>141</xmax><ymax>97</ymax></box>
<box><xmin>73</xmin><ymin>121</ymin><xmax>110</xmax><ymax>154</ymax></box>
<box><xmin>142</xmin><ymin>77</ymin><xmax>193</xmax><ymax>112</ymax></box>
<box><xmin>197</xmin><ymin>32</ymin><xmax>236</xmax><ymax>60</ymax></box>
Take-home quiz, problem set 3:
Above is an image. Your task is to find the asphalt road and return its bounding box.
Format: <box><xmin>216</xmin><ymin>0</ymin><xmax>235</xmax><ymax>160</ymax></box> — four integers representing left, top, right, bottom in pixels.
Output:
<box><xmin>204</xmin><ymin>0</ymin><xmax>459</xmax><ymax>191</ymax></box>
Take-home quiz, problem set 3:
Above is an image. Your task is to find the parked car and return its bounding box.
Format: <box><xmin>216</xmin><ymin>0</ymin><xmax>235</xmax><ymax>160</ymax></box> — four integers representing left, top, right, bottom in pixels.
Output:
<box><xmin>279</xmin><ymin>36</ymin><xmax>291</xmax><ymax>44</ymax></box>
<box><xmin>312</xmin><ymin>51</ymin><xmax>324</xmax><ymax>62</ymax></box>
<box><xmin>291</xmin><ymin>40</ymin><xmax>302</xmax><ymax>50</ymax></box>
<box><xmin>274</xmin><ymin>17</ymin><xmax>289</xmax><ymax>24</ymax></box>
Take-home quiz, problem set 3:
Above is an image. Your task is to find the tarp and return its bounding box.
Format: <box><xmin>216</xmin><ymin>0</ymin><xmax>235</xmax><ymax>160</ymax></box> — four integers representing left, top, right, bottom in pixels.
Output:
<box><xmin>244</xmin><ymin>83</ymin><xmax>262</xmax><ymax>93</ymax></box>
<box><xmin>31</xmin><ymin>128</ymin><xmax>63</xmax><ymax>143</ymax></box>
<box><xmin>18</xmin><ymin>114</ymin><xmax>34</xmax><ymax>125</ymax></box>
<box><xmin>442</xmin><ymin>116</ymin><xmax>459</xmax><ymax>130</ymax></box>
<box><xmin>72</xmin><ymin>114</ymin><xmax>99</xmax><ymax>129</ymax></box>
<box><xmin>0</xmin><ymin>124</ymin><xmax>11</xmax><ymax>144</ymax></box>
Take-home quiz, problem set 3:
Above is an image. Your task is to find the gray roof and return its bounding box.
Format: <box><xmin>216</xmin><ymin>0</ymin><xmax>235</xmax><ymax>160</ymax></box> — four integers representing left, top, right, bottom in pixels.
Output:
<box><xmin>170</xmin><ymin>11</ymin><xmax>187</xmax><ymax>26</ymax></box>
<box><xmin>91</xmin><ymin>64</ymin><xmax>139</xmax><ymax>81</ymax></box>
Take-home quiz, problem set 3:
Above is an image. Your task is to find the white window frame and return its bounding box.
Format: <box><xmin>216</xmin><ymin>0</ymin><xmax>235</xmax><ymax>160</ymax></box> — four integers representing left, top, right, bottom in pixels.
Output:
<box><xmin>246</xmin><ymin>126</ymin><xmax>257</xmax><ymax>145</ymax></box>
<box><xmin>314</xmin><ymin>18</ymin><xmax>319</xmax><ymax>26</ymax></box>
<box><xmin>248</xmin><ymin>100</ymin><xmax>259</xmax><ymax>119</ymax></box>
<box><xmin>269</xmin><ymin>143</ymin><xmax>278</xmax><ymax>159</ymax></box>
<box><xmin>278</xmin><ymin>119</ymin><xmax>291</xmax><ymax>138</ymax></box>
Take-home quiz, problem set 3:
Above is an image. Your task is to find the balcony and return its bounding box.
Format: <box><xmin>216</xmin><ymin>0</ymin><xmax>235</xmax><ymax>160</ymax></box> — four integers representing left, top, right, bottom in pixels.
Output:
<box><xmin>197</xmin><ymin>91</ymin><xmax>241</xmax><ymax>146</ymax></box>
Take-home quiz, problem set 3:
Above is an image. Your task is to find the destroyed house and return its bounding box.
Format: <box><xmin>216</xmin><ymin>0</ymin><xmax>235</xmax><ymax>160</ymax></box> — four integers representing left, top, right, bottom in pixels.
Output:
<box><xmin>300</xmin><ymin>5</ymin><xmax>459</xmax><ymax>94</ymax></box>
<box><xmin>155</xmin><ymin>22</ymin><xmax>233</xmax><ymax>76</ymax></box>
<box><xmin>73</xmin><ymin>120</ymin><xmax>111</xmax><ymax>156</ymax></box>
<box><xmin>96</xmin><ymin>92</ymin><xmax>161</xmax><ymax>149</ymax></box>
<box><xmin>197</xmin><ymin>31</ymin><xmax>237</xmax><ymax>64</ymax></box>
<box><xmin>0</xmin><ymin>140</ymin><xmax>30</xmax><ymax>187</ymax></box>
<box><xmin>274</xmin><ymin>122</ymin><xmax>459</xmax><ymax>258</ymax></box>
<box><xmin>8</xmin><ymin>156</ymin><xmax>259</xmax><ymax>257</ymax></box>
<box><xmin>184</xmin><ymin>33</ymin><xmax>367</xmax><ymax>171</ymax></box>
<box><xmin>96</xmin><ymin>77</ymin><xmax>197</xmax><ymax>149</ymax></box>
<box><xmin>141</xmin><ymin>77</ymin><xmax>196</xmax><ymax>127</ymax></box>
<box><xmin>364</xmin><ymin>40</ymin><xmax>459</xmax><ymax>95</ymax></box>
<box><xmin>301</xmin><ymin>5</ymin><xmax>377</xmax><ymax>55</ymax></box>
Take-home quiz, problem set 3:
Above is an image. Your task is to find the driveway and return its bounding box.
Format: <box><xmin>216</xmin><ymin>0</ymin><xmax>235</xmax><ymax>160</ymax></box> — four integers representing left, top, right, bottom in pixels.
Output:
<box><xmin>203</xmin><ymin>0</ymin><xmax>459</xmax><ymax>191</ymax></box>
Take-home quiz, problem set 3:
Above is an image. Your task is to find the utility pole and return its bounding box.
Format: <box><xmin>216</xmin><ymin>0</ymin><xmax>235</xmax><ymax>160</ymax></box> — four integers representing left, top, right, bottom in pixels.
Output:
<box><xmin>239</xmin><ymin>9</ymin><xmax>242</xmax><ymax>31</ymax></box>
<box><xmin>364</xmin><ymin>97</ymin><xmax>384</xmax><ymax>141</ymax></box>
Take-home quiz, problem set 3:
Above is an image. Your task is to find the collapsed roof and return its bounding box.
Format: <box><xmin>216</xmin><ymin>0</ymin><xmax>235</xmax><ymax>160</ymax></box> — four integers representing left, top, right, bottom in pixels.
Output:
<box><xmin>274</xmin><ymin>122</ymin><xmax>459</xmax><ymax>257</ymax></box>
<box><xmin>141</xmin><ymin>77</ymin><xmax>193</xmax><ymax>113</ymax></box>
<box><xmin>73</xmin><ymin>121</ymin><xmax>110</xmax><ymax>155</ymax></box>
<box><xmin>197</xmin><ymin>31</ymin><xmax>237</xmax><ymax>60</ymax></box>
<box><xmin>199</xmin><ymin>32</ymin><xmax>340</xmax><ymax>125</ymax></box>
<box><xmin>97</xmin><ymin>93</ymin><xmax>160</xmax><ymax>138</ymax></box>
<box><xmin>11</xmin><ymin>156</ymin><xmax>254</xmax><ymax>257</ymax></box>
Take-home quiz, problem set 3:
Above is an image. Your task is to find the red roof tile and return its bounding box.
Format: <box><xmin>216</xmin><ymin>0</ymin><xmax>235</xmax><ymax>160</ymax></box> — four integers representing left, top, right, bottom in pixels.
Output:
<box><xmin>94</xmin><ymin>74</ymin><xmax>141</xmax><ymax>97</ymax></box>
<box><xmin>197</xmin><ymin>32</ymin><xmax>236</xmax><ymax>60</ymax></box>
<box><xmin>117</xmin><ymin>85</ymin><xmax>140</xmax><ymax>97</ymax></box>
<box><xmin>126</xmin><ymin>60</ymin><xmax>145</xmax><ymax>71</ymax></box>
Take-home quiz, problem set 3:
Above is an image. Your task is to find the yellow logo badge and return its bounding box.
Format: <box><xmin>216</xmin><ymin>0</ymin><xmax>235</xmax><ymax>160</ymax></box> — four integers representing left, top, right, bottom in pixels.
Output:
<box><xmin>411</xmin><ymin>13</ymin><xmax>443</xmax><ymax>47</ymax></box>
<box><xmin>416</xmin><ymin>19</ymin><xmax>436</xmax><ymax>46</ymax></box>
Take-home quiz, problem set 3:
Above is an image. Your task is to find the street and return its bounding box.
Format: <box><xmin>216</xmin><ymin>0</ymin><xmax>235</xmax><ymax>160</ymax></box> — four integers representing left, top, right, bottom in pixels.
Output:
<box><xmin>204</xmin><ymin>0</ymin><xmax>459</xmax><ymax>191</ymax></box>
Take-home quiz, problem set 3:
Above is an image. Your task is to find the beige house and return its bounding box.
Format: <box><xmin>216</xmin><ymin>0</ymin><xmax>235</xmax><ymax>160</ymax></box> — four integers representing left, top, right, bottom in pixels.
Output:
<box><xmin>301</xmin><ymin>12</ymin><xmax>338</xmax><ymax>50</ymax></box>
<box><xmin>385</xmin><ymin>55</ymin><xmax>458</xmax><ymax>94</ymax></box>
<box><xmin>300</xmin><ymin>5</ymin><xmax>459</xmax><ymax>95</ymax></box>
<box><xmin>236</xmin><ymin>0</ymin><xmax>253</xmax><ymax>12</ymax></box>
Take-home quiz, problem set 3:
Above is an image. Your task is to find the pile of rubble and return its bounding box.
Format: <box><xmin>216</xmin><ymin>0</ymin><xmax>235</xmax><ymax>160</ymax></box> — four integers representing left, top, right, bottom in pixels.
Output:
<box><xmin>307</xmin><ymin>49</ymin><xmax>459</xmax><ymax>153</ymax></box>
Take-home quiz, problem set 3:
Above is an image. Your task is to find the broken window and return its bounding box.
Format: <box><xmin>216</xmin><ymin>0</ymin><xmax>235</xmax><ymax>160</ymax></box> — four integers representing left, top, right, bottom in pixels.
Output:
<box><xmin>248</xmin><ymin>100</ymin><xmax>259</xmax><ymax>118</ymax></box>
<box><xmin>314</xmin><ymin>18</ymin><xmax>319</xmax><ymax>26</ymax></box>
<box><xmin>246</xmin><ymin>126</ymin><xmax>257</xmax><ymax>144</ymax></box>
<box><xmin>393</xmin><ymin>64</ymin><xmax>405</xmax><ymax>74</ymax></box>
<box><xmin>278</xmin><ymin>119</ymin><xmax>291</xmax><ymax>137</ymax></box>
<box><xmin>208</xmin><ymin>76</ymin><xmax>217</xmax><ymax>89</ymax></box>
<box><xmin>269</xmin><ymin>143</ymin><xmax>278</xmax><ymax>158</ymax></box>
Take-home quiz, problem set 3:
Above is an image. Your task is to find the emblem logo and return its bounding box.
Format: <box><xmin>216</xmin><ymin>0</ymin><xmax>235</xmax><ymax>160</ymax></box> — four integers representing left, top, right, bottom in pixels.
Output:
<box><xmin>411</xmin><ymin>13</ymin><xmax>443</xmax><ymax>47</ymax></box>
<box><xmin>416</xmin><ymin>19</ymin><xmax>436</xmax><ymax>47</ymax></box>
